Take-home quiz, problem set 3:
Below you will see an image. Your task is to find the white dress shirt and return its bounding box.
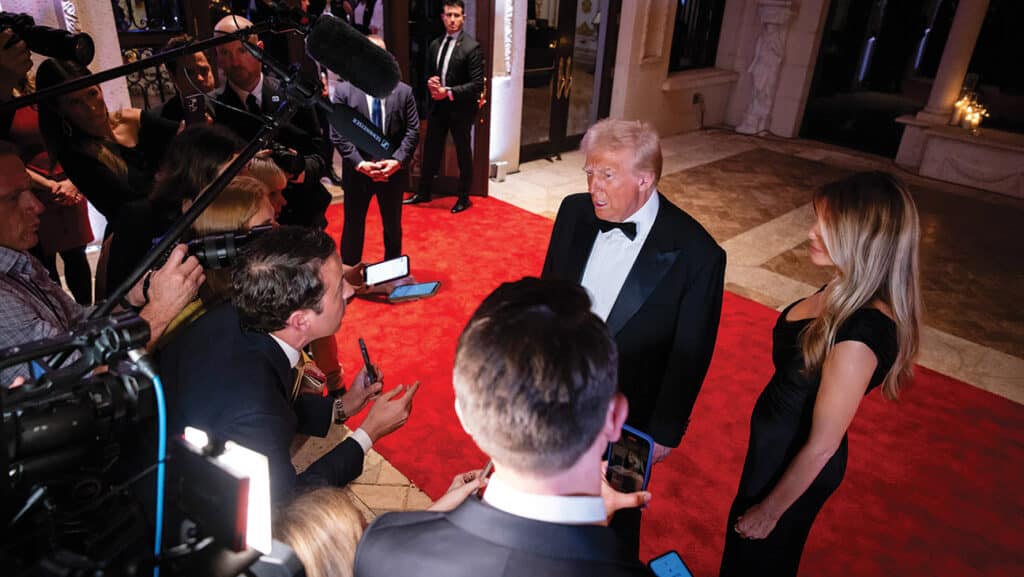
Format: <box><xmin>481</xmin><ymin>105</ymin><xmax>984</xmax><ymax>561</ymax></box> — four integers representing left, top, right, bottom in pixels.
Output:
<box><xmin>229</xmin><ymin>72</ymin><xmax>264</xmax><ymax>110</ymax></box>
<box><xmin>364</xmin><ymin>94</ymin><xmax>386</xmax><ymax>132</ymax></box>
<box><xmin>269</xmin><ymin>334</ymin><xmax>372</xmax><ymax>453</ymax></box>
<box><xmin>483</xmin><ymin>473</ymin><xmax>607</xmax><ymax>525</ymax></box>
<box><xmin>437</xmin><ymin>31</ymin><xmax>461</xmax><ymax>87</ymax></box>
<box><xmin>580</xmin><ymin>191</ymin><xmax>660</xmax><ymax>321</ymax></box>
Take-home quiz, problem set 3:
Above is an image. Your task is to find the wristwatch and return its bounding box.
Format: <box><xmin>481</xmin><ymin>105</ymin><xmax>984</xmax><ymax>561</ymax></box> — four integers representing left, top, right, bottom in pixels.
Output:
<box><xmin>333</xmin><ymin>395</ymin><xmax>348</xmax><ymax>425</ymax></box>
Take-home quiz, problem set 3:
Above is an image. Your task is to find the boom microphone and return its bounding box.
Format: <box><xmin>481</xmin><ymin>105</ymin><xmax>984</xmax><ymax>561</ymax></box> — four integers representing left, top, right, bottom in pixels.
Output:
<box><xmin>305</xmin><ymin>14</ymin><xmax>401</xmax><ymax>98</ymax></box>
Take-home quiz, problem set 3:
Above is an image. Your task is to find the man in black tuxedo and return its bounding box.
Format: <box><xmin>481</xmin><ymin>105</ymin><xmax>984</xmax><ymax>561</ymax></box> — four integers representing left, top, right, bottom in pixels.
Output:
<box><xmin>403</xmin><ymin>0</ymin><xmax>484</xmax><ymax>214</ymax></box>
<box><xmin>354</xmin><ymin>278</ymin><xmax>651</xmax><ymax>577</ymax></box>
<box><xmin>330</xmin><ymin>36</ymin><xmax>419</xmax><ymax>266</ymax></box>
<box><xmin>210</xmin><ymin>15</ymin><xmax>332</xmax><ymax>229</ymax></box>
<box><xmin>159</xmin><ymin>226</ymin><xmax>420</xmax><ymax>504</ymax></box>
<box><xmin>541</xmin><ymin>119</ymin><xmax>725</xmax><ymax>554</ymax></box>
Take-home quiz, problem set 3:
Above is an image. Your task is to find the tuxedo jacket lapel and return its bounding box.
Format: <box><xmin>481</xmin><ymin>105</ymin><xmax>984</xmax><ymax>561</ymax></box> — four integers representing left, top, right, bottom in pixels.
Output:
<box><xmin>605</xmin><ymin>201</ymin><xmax>681</xmax><ymax>336</ymax></box>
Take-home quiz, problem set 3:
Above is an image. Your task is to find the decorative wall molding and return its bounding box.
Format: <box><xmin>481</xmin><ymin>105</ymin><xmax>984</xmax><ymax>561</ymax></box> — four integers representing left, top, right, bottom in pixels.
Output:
<box><xmin>640</xmin><ymin>1</ymin><xmax>670</xmax><ymax>64</ymax></box>
<box><xmin>501</xmin><ymin>0</ymin><xmax>514</xmax><ymax>76</ymax></box>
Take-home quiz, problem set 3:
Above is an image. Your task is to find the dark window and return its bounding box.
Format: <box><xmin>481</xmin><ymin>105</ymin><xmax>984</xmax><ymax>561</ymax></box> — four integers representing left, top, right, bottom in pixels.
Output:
<box><xmin>668</xmin><ymin>0</ymin><xmax>726</xmax><ymax>72</ymax></box>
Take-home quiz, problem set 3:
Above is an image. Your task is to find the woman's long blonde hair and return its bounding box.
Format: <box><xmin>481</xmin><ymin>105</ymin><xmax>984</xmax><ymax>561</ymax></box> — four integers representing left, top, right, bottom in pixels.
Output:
<box><xmin>274</xmin><ymin>487</ymin><xmax>367</xmax><ymax>577</ymax></box>
<box><xmin>801</xmin><ymin>171</ymin><xmax>922</xmax><ymax>399</ymax></box>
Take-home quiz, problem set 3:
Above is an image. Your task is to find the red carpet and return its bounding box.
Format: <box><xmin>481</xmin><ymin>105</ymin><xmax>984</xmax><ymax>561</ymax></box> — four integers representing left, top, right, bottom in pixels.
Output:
<box><xmin>325</xmin><ymin>198</ymin><xmax>1024</xmax><ymax>577</ymax></box>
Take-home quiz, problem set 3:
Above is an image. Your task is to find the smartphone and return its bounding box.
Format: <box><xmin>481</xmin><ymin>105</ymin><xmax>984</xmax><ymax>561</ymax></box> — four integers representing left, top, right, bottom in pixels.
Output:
<box><xmin>364</xmin><ymin>255</ymin><xmax>409</xmax><ymax>286</ymax></box>
<box><xmin>183</xmin><ymin>93</ymin><xmax>206</xmax><ymax>126</ymax></box>
<box><xmin>648</xmin><ymin>551</ymin><xmax>693</xmax><ymax>577</ymax></box>
<box><xmin>388</xmin><ymin>281</ymin><xmax>440</xmax><ymax>303</ymax></box>
<box><xmin>605</xmin><ymin>424</ymin><xmax>654</xmax><ymax>493</ymax></box>
<box><xmin>358</xmin><ymin>337</ymin><xmax>378</xmax><ymax>383</ymax></box>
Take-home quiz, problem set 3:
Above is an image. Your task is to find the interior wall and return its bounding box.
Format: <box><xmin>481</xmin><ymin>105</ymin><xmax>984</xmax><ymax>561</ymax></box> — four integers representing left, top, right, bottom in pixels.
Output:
<box><xmin>608</xmin><ymin>0</ymin><xmax>738</xmax><ymax>137</ymax></box>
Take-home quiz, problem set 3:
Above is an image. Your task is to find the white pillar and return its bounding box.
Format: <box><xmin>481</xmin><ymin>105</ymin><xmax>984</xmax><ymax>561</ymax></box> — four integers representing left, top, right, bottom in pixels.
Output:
<box><xmin>917</xmin><ymin>0</ymin><xmax>990</xmax><ymax>124</ymax></box>
<box><xmin>489</xmin><ymin>0</ymin><xmax>526</xmax><ymax>172</ymax></box>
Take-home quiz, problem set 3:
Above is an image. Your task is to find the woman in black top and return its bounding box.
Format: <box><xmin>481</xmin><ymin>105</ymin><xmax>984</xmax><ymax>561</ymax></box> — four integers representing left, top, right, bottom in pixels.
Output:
<box><xmin>720</xmin><ymin>172</ymin><xmax>922</xmax><ymax>577</ymax></box>
<box><xmin>35</xmin><ymin>59</ymin><xmax>177</xmax><ymax>297</ymax></box>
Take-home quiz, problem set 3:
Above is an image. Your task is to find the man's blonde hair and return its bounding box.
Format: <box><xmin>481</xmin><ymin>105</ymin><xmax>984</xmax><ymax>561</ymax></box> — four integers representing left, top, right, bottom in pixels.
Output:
<box><xmin>580</xmin><ymin>119</ymin><xmax>663</xmax><ymax>186</ymax></box>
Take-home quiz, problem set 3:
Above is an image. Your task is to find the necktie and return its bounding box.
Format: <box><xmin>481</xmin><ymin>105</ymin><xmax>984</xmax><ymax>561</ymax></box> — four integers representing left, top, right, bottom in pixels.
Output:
<box><xmin>437</xmin><ymin>36</ymin><xmax>453</xmax><ymax>82</ymax></box>
<box><xmin>371</xmin><ymin>97</ymin><xmax>382</xmax><ymax>129</ymax></box>
<box><xmin>596</xmin><ymin>219</ymin><xmax>638</xmax><ymax>240</ymax></box>
<box><xmin>245</xmin><ymin>93</ymin><xmax>260</xmax><ymax>116</ymax></box>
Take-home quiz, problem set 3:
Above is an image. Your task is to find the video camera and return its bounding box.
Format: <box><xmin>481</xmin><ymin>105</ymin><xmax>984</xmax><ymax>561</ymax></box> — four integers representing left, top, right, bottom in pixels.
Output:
<box><xmin>0</xmin><ymin>314</ymin><xmax>301</xmax><ymax>576</ymax></box>
<box><xmin>0</xmin><ymin>12</ymin><xmax>95</xmax><ymax>66</ymax></box>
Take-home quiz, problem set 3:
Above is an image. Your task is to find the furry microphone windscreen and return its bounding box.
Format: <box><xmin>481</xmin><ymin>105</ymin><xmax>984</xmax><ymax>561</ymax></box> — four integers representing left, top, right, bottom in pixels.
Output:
<box><xmin>306</xmin><ymin>15</ymin><xmax>401</xmax><ymax>98</ymax></box>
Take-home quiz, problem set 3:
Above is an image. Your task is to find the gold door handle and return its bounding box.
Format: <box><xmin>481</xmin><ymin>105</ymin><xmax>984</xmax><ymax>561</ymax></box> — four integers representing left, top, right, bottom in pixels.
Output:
<box><xmin>555</xmin><ymin>56</ymin><xmax>567</xmax><ymax>100</ymax></box>
<box><xmin>563</xmin><ymin>56</ymin><xmax>573</xmax><ymax>99</ymax></box>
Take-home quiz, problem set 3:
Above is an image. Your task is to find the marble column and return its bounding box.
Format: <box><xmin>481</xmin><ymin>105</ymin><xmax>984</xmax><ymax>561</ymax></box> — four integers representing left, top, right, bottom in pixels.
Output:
<box><xmin>917</xmin><ymin>0</ymin><xmax>990</xmax><ymax>124</ymax></box>
<box><xmin>735</xmin><ymin>0</ymin><xmax>794</xmax><ymax>135</ymax></box>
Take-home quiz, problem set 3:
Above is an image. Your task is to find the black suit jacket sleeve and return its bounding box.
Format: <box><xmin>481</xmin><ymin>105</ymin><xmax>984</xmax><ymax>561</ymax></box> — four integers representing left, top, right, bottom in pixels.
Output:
<box><xmin>449</xmin><ymin>39</ymin><xmax>485</xmax><ymax>105</ymax></box>
<box><xmin>650</xmin><ymin>245</ymin><xmax>725</xmax><ymax>446</ymax></box>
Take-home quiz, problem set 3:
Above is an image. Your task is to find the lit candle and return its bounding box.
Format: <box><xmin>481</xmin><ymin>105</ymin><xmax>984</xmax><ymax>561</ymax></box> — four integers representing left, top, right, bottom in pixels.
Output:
<box><xmin>960</xmin><ymin>106</ymin><xmax>974</xmax><ymax>130</ymax></box>
<box><xmin>951</xmin><ymin>98</ymin><xmax>967</xmax><ymax>125</ymax></box>
<box><xmin>969</xmin><ymin>112</ymin><xmax>981</xmax><ymax>134</ymax></box>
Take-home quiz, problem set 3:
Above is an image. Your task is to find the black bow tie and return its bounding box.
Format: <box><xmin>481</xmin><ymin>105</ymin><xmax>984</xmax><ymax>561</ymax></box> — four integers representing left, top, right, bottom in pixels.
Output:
<box><xmin>595</xmin><ymin>219</ymin><xmax>637</xmax><ymax>240</ymax></box>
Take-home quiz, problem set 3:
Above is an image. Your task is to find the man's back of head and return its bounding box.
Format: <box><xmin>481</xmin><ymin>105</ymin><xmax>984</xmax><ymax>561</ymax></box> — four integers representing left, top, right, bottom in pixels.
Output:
<box><xmin>454</xmin><ymin>277</ymin><xmax>618</xmax><ymax>475</ymax></box>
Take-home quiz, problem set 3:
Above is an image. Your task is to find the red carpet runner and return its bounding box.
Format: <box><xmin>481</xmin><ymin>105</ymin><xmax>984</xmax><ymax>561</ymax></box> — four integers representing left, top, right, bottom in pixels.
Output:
<box><xmin>325</xmin><ymin>199</ymin><xmax>1023</xmax><ymax>576</ymax></box>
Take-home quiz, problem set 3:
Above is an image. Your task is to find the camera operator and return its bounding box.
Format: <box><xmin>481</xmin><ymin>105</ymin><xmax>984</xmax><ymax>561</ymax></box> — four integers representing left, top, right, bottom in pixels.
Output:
<box><xmin>158</xmin><ymin>226</ymin><xmax>419</xmax><ymax>504</ymax></box>
<box><xmin>210</xmin><ymin>15</ymin><xmax>332</xmax><ymax>229</ymax></box>
<box><xmin>0</xmin><ymin>141</ymin><xmax>204</xmax><ymax>386</ymax></box>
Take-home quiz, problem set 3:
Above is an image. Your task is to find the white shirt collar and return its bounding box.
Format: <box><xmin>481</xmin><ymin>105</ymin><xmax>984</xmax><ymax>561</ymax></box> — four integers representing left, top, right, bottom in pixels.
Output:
<box><xmin>268</xmin><ymin>333</ymin><xmax>301</xmax><ymax>368</ymax></box>
<box><xmin>482</xmin><ymin>473</ymin><xmax>606</xmax><ymax>525</ymax></box>
<box><xmin>616</xmin><ymin>188</ymin><xmax>659</xmax><ymax>242</ymax></box>
<box><xmin>229</xmin><ymin>72</ymin><xmax>264</xmax><ymax>109</ymax></box>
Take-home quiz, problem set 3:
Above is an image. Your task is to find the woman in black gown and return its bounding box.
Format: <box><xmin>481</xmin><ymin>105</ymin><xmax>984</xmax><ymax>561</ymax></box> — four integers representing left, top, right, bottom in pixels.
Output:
<box><xmin>720</xmin><ymin>172</ymin><xmax>922</xmax><ymax>577</ymax></box>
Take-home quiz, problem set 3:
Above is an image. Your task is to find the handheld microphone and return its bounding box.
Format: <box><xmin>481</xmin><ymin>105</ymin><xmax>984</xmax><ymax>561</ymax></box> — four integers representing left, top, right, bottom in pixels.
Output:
<box><xmin>305</xmin><ymin>14</ymin><xmax>401</xmax><ymax>98</ymax></box>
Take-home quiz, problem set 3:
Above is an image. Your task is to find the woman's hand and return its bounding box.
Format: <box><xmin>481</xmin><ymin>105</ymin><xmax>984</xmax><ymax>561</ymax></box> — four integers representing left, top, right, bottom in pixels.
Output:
<box><xmin>427</xmin><ymin>469</ymin><xmax>487</xmax><ymax>512</ymax></box>
<box><xmin>734</xmin><ymin>502</ymin><xmax>781</xmax><ymax>540</ymax></box>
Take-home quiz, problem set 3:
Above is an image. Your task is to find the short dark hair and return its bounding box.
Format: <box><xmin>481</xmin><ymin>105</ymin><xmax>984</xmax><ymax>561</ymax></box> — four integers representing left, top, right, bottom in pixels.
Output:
<box><xmin>454</xmin><ymin>277</ymin><xmax>618</xmax><ymax>474</ymax></box>
<box><xmin>443</xmin><ymin>0</ymin><xmax>465</xmax><ymax>13</ymax></box>
<box><xmin>161</xmin><ymin>34</ymin><xmax>195</xmax><ymax>77</ymax></box>
<box><xmin>232</xmin><ymin>226</ymin><xmax>336</xmax><ymax>333</ymax></box>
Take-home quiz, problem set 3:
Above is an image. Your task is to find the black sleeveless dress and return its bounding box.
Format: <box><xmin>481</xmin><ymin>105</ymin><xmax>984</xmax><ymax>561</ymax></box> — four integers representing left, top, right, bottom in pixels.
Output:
<box><xmin>719</xmin><ymin>300</ymin><xmax>897</xmax><ymax>577</ymax></box>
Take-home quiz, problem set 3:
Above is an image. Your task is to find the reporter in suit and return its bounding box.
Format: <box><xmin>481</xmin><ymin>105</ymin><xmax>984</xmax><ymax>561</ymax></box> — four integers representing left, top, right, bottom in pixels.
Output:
<box><xmin>159</xmin><ymin>226</ymin><xmax>420</xmax><ymax>504</ymax></box>
<box><xmin>211</xmin><ymin>15</ymin><xmax>332</xmax><ymax>229</ymax></box>
<box><xmin>403</xmin><ymin>0</ymin><xmax>484</xmax><ymax>214</ymax></box>
<box><xmin>541</xmin><ymin>119</ymin><xmax>726</xmax><ymax>554</ymax></box>
<box><xmin>354</xmin><ymin>278</ymin><xmax>651</xmax><ymax>577</ymax></box>
<box><xmin>330</xmin><ymin>36</ymin><xmax>419</xmax><ymax>266</ymax></box>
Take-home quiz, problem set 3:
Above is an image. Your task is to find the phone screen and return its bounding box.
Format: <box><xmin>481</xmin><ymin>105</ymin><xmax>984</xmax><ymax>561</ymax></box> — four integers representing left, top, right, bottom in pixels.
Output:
<box><xmin>605</xmin><ymin>425</ymin><xmax>653</xmax><ymax>493</ymax></box>
<box><xmin>648</xmin><ymin>551</ymin><xmax>693</xmax><ymax>577</ymax></box>
<box><xmin>389</xmin><ymin>281</ymin><xmax>439</xmax><ymax>300</ymax></box>
<box><xmin>364</xmin><ymin>255</ymin><xmax>409</xmax><ymax>285</ymax></box>
<box><xmin>183</xmin><ymin>93</ymin><xmax>206</xmax><ymax>126</ymax></box>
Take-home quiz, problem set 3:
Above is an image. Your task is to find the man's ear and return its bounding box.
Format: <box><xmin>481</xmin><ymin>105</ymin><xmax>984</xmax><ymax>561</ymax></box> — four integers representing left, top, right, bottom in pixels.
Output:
<box><xmin>603</xmin><ymin>393</ymin><xmax>629</xmax><ymax>444</ymax></box>
<box><xmin>286</xmin><ymin>308</ymin><xmax>311</xmax><ymax>333</ymax></box>
<box><xmin>454</xmin><ymin>398</ymin><xmax>469</xmax><ymax>434</ymax></box>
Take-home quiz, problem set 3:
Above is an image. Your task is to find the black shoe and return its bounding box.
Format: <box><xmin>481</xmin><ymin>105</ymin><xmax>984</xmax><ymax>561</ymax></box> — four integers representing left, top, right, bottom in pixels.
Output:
<box><xmin>404</xmin><ymin>193</ymin><xmax>432</xmax><ymax>205</ymax></box>
<box><xmin>451</xmin><ymin>197</ymin><xmax>472</xmax><ymax>214</ymax></box>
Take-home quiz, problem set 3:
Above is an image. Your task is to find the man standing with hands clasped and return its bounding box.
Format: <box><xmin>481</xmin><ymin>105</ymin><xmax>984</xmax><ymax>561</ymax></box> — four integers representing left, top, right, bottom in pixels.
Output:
<box><xmin>331</xmin><ymin>35</ymin><xmax>419</xmax><ymax>268</ymax></box>
<box><xmin>403</xmin><ymin>0</ymin><xmax>483</xmax><ymax>214</ymax></box>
